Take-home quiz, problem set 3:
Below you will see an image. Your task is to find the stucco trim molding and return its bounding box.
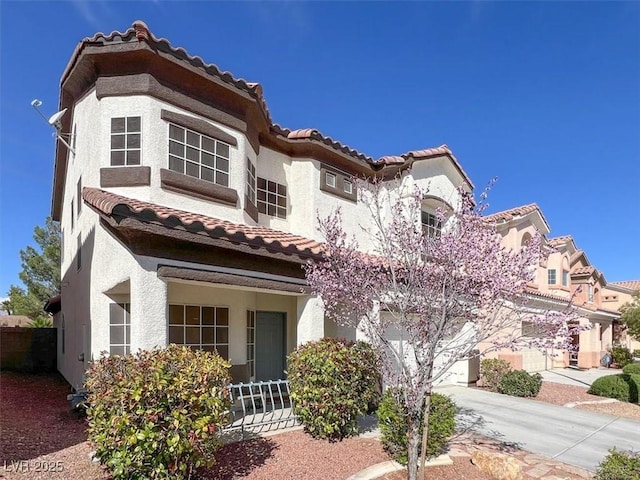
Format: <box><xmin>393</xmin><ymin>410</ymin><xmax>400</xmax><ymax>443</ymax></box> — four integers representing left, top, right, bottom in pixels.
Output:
<box><xmin>160</xmin><ymin>109</ymin><xmax>238</xmax><ymax>146</ymax></box>
<box><xmin>157</xmin><ymin>265</ymin><xmax>310</xmax><ymax>294</ymax></box>
<box><xmin>100</xmin><ymin>166</ymin><xmax>151</xmax><ymax>188</ymax></box>
<box><xmin>160</xmin><ymin>168</ymin><xmax>238</xmax><ymax>206</ymax></box>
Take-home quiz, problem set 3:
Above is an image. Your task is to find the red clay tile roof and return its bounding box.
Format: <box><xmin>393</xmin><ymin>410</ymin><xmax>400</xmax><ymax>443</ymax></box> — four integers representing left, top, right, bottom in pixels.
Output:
<box><xmin>571</xmin><ymin>266</ymin><xmax>595</xmax><ymax>276</ymax></box>
<box><xmin>547</xmin><ymin>235</ymin><xmax>573</xmax><ymax>247</ymax></box>
<box><xmin>611</xmin><ymin>280</ymin><xmax>640</xmax><ymax>292</ymax></box>
<box><xmin>82</xmin><ymin>187</ymin><xmax>323</xmax><ymax>258</ymax></box>
<box><xmin>484</xmin><ymin>203</ymin><xmax>541</xmax><ymax>223</ymax></box>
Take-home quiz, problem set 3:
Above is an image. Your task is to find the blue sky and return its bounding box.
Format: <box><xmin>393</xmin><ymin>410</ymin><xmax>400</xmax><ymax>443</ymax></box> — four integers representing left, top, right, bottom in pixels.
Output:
<box><xmin>1</xmin><ymin>1</ymin><xmax>639</xmax><ymax>296</ymax></box>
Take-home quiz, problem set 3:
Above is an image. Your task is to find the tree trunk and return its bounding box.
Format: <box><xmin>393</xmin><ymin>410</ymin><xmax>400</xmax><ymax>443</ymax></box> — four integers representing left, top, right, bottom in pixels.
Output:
<box><xmin>406</xmin><ymin>412</ymin><xmax>422</xmax><ymax>480</ymax></box>
<box><xmin>418</xmin><ymin>391</ymin><xmax>432</xmax><ymax>478</ymax></box>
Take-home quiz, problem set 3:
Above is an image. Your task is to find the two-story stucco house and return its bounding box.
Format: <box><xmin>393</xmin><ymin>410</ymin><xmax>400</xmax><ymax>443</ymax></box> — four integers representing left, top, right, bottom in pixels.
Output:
<box><xmin>47</xmin><ymin>21</ymin><xmax>473</xmax><ymax>389</ymax></box>
<box><xmin>483</xmin><ymin>204</ymin><xmax>620</xmax><ymax>371</ymax></box>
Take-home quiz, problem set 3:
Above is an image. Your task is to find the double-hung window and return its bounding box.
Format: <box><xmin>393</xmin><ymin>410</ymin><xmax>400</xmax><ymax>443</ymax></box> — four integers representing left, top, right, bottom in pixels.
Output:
<box><xmin>548</xmin><ymin>269</ymin><xmax>557</xmax><ymax>285</ymax></box>
<box><xmin>168</xmin><ymin>124</ymin><xmax>230</xmax><ymax>187</ymax></box>
<box><xmin>109</xmin><ymin>303</ymin><xmax>130</xmax><ymax>356</ymax></box>
<box><xmin>421</xmin><ymin>211</ymin><xmax>442</xmax><ymax>238</ymax></box>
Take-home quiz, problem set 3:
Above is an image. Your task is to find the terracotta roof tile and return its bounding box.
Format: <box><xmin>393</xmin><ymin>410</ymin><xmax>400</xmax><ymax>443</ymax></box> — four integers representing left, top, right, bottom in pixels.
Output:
<box><xmin>547</xmin><ymin>235</ymin><xmax>573</xmax><ymax>247</ymax></box>
<box><xmin>484</xmin><ymin>203</ymin><xmax>541</xmax><ymax>223</ymax></box>
<box><xmin>571</xmin><ymin>266</ymin><xmax>595</xmax><ymax>276</ymax></box>
<box><xmin>611</xmin><ymin>280</ymin><xmax>640</xmax><ymax>292</ymax></box>
<box><xmin>82</xmin><ymin>188</ymin><xmax>323</xmax><ymax>258</ymax></box>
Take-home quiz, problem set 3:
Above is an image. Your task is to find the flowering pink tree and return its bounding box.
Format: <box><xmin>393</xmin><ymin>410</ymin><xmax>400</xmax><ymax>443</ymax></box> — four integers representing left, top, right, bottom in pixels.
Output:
<box><xmin>305</xmin><ymin>179</ymin><xmax>580</xmax><ymax>480</ymax></box>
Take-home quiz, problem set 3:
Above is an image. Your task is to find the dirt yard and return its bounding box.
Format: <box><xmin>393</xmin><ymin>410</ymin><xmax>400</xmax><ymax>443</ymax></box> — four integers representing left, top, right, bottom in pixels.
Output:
<box><xmin>0</xmin><ymin>372</ymin><xmax>611</xmax><ymax>479</ymax></box>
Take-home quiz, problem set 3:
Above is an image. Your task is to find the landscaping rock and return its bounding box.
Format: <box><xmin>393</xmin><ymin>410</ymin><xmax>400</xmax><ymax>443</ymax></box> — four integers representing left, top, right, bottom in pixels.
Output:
<box><xmin>471</xmin><ymin>450</ymin><xmax>523</xmax><ymax>480</ymax></box>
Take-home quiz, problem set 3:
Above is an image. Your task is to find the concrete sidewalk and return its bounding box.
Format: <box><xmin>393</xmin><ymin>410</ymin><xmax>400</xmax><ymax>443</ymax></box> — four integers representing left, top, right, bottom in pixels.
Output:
<box><xmin>438</xmin><ymin>385</ymin><xmax>640</xmax><ymax>472</ymax></box>
<box><xmin>540</xmin><ymin>367</ymin><xmax>622</xmax><ymax>387</ymax></box>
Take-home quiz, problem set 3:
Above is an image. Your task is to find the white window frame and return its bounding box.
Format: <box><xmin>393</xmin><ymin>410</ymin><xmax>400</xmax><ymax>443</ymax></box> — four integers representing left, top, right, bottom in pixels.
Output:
<box><xmin>325</xmin><ymin>171</ymin><xmax>336</xmax><ymax>188</ymax></box>
<box><xmin>110</xmin><ymin>116</ymin><xmax>141</xmax><ymax>166</ymax></box>
<box><xmin>109</xmin><ymin>303</ymin><xmax>130</xmax><ymax>356</ymax></box>
<box><xmin>562</xmin><ymin>270</ymin><xmax>569</xmax><ymax>287</ymax></box>
<box><xmin>168</xmin><ymin>123</ymin><xmax>230</xmax><ymax>187</ymax></box>
<box><xmin>343</xmin><ymin>179</ymin><xmax>353</xmax><ymax>194</ymax></box>
<box><xmin>421</xmin><ymin>211</ymin><xmax>442</xmax><ymax>238</ymax></box>
<box><xmin>168</xmin><ymin>304</ymin><xmax>230</xmax><ymax>359</ymax></box>
<box><xmin>257</xmin><ymin>177</ymin><xmax>287</xmax><ymax>219</ymax></box>
<box><xmin>548</xmin><ymin>269</ymin><xmax>557</xmax><ymax>285</ymax></box>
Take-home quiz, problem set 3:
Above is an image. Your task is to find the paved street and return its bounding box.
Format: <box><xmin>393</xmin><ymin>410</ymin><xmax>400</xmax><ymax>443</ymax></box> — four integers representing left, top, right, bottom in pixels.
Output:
<box><xmin>438</xmin><ymin>385</ymin><xmax>640</xmax><ymax>472</ymax></box>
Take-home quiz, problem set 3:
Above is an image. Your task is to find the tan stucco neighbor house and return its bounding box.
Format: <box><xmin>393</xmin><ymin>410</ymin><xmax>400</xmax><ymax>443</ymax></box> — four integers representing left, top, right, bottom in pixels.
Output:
<box><xmin>603</xmin><ymin>280</ymin><xmax>640</xmax><ymax>353</ymax></box>
<box><xmin>47</xmin><ymin>21</ymin><xmax>476</xmax><ymax>389</ymax></box>
<box><xmin>482</xmin><ymin>204</ymin><xmax>621</xmax><ymax>371</ymax></box>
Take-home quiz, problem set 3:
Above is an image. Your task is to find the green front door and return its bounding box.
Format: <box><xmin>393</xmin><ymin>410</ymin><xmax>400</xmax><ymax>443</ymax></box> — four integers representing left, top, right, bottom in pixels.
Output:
<box><xmin>255</xmin><ymin>311</ymin><xmax>286</xmax><ymax>381</ymax></box>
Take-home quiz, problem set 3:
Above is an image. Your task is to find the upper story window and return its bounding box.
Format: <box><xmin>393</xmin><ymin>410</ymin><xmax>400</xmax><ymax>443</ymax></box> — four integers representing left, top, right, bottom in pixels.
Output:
<box><xmin>320</xmin><ymin>165</ymin><xmax>357</xmax><ymax>202</ymax></box>
<box><xmin>588</xmin><ymin>285</ymin><xmax>594</xmax><ymax>302</ymax></box>
<box><xmin>246</xmin><ymin>159</ymin><xmax>256</xmax><ymax>206</ymax></box>
<box><xmin>421</xmin><ymin>211</ymin><xmax>442</xmax><ymax>238</ymax></box>
<box><xmin>257</xmin><ymin>177</ymin><xmax>287</xmax><ymax>219</ymax></box>
<box><xmin>111</xmin><ymin>117</ymin><xmax>141</xmax><ymax>166</ymax></box>
<box><xmin>168</xmin><ymin>123</ymin><xmax>230</xmax><ymax>187</ymax></box>
<box><xmin>562</xmin><ymin>270</ymin><xmax>569</xmax><ymax>287</ymax></box>
<box><xmin>548</xmin><ymin>269</ymin><xmax>557</xmax><ymax>285</ymax></box>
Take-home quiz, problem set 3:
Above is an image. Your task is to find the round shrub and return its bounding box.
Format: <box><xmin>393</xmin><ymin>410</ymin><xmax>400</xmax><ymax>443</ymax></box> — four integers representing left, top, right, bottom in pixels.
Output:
<box><xmin>377</xmin><ymin>389</ymin><xmax>456</xmax><ymax>464</ymax></box>
<box><xmin>611</xmin><ymin>346</ymin><xmax>633</xmax><ymax>368</ymax></box>
<box><xmin>497</xmin><ymin>370</ymin><xmax>543</xmax><ymax>397</ymax></box>
<box><xmin>85</xmin><ymin>345</ymin><xmax>231</xmax><ymax>480</ymax></box>
<box><xmin>287</xmin><ymin>338</ymin><xmax>381</xmax><ymax>441</ymax></box>
<box><xmin>622</xmin><ymin>363</ymin><xmax>640</xmax><ymax>375</ymax></box>
<box><xmin>479</xmin><ymin>358</ymin><xmax>512</xmax><ymax>392</ymax></box>
<box><xmin>595</xmin><ymin>448</ymin><xmax>640</xmax><ymax>480</ymax></box>
<box><xmin>588</xmin><ymin>374</ymin><xmax>640</xmax><ymax>402</ymax></box>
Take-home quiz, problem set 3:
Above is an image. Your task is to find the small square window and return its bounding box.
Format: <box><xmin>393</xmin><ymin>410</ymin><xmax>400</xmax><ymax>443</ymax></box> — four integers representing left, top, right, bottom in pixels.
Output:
<box><xmin>110</xmin><ymin>116</ymin><xmax>141</xmax><ymax>166</ymax></box>
<box><xmin>257</xmin><ymin>176</ymin><xmax>287</xmax><ymax>219</ymax></box>
<box><xmin>343</xmin><ymin>179</ymin><xmax>353</xmax><ymax>194</ymax></box>
<box><xmin>325</xmin><ymin>172</ymin><xmax>336</xmax><ymax>188</ymax></box>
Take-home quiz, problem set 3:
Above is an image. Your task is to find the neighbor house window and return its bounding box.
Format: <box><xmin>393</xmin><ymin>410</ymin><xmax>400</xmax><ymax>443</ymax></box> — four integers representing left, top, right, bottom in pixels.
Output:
<box><xmin>246</xmin><ymin>159</ymin><xmax>256</xmax><ymax>206</ymax></box>
<box><xmin>257</xmin><ymin>177</ymin><xmax>287</xmax><ymax>219</ymax></box>
<box><xmin>247</xmin><ymin>310</ymin><xmax>255</xmax><ymax>378</ymax></box>
<box><xmin>77</xmin><ymin>177</ymin><xmax>82</xmax><ymax>215</ymax></box>
<box><xmin>547</xmin><ymin>269</ymin><xmax>557</xmax><ymax>285</ymax></box>
<box><xmin>588</xmin><ymin>285</ymin><xmax>594</xmax><ymax>302</ymax></box>
<box><xmin>109</xmin><ymin>303</ymin><xmax>130</xmax><ymax>356</ymax></box>
<box><xmin>110</xmin><ymin>116</ymin><xmax>141</xmax><ymax>166</ymax></box>
<box><xmin>421</xmin><ymin>211</ymin><xmax>442</xmax><ymax>238</ymax></box>
<box><xmin>168</xmin><ymin>123</ymin><xmax>230</xmax><ymax>186</ymax></box>
<box><xmin>562</xmin><ymin>270</ymin><xmax>569</xmax><ymax>287</ymax></box>
<box><xmin>168</xmin><ymin>305</ymin><xmax>229</xmax><ymax>359</ymax></box>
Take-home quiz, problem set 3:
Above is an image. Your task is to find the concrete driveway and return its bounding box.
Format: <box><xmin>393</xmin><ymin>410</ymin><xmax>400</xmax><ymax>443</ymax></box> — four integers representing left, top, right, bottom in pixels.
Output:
<box><xmin>540</xmin><ymin>367</ymin><xmax>623</xmax><ymax>387</ymax></box>
<box><xmin>438</xmin><ymin>385</ymin><xmax>640</xmax><ymax>472</ymax></box>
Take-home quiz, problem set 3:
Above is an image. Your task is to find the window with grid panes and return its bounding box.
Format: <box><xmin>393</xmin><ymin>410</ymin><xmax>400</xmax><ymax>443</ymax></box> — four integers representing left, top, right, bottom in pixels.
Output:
<box><xmin>247</xmin><ymin>310</ymin><xmax>255</xmax><ymax>378</ymax></box>
<box><xmin>168</xmin><ymin>305</ymin><xmax>229</xmax><ymax>359</ymax></box>
<box><xmin>168</xmin><ymin>123</ymin><xmax>230</xmax><ymax>187</ymax></box>
<box><xmin>110</xmin><ymin>117</ymin><xmax>141</xmax><ymax>166</ymax></box>
<box><xmin>109</xmin><ymin>303</ymin><xmax>130</xmax><ymax>356</ymax></box>
<box><xmin>548</xmin><ymin>269</ymin><xmax>557</xmax><ymax>285</ymax></box>
<box><xmin>421</xmin><ymin>211</ymin><xmax>442</xmax><ymax>238</ymax></box>
<box><xmin>257</xmin><ymin>177</ymin><xmax>286</xmax><ymax>218</ymax></box>
<box><xmin>247</xmin><ymin>159</ymin><xmax>256</xmax><ymax>205</ymax></box>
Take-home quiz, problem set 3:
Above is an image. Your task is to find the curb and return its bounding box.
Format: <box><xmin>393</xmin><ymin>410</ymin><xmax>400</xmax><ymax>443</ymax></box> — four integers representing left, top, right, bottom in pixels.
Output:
<box><xmin>346</xmin><ymin>454</ymin><xmax>453</xmax><ymax>480</ymax></box>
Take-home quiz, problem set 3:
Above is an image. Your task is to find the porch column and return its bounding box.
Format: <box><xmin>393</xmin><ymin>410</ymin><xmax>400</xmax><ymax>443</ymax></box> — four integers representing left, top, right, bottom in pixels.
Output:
<box><xmin>296</xmin><ymin>295</ymin><xmax>324</xmax><ymax>345</ymax></box>
<box><xmin>130</xmin><ymin>264</ymin><xmax>167</xmax><ymax>351</ymax></box>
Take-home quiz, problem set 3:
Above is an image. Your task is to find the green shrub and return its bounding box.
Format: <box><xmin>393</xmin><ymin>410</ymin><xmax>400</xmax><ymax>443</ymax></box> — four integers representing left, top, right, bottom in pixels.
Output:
<box><xmin>622</xmin><ymin>363</ymin><xmax>640</xmax><ymax>375</ymax></box>
<box><xmin>633</xmin><ymin>349</ymin><xmax>640</xmax><ymax>358</ymax></box>
<box><xmin>612</xmin><ymin>346</ymin><xmax>633</xmax><ymax>368</ymax></box>
<box><xmin>287</xmin><ymin>338</ymin><xmax>381</xmax><ymax>440</ymax></box>
<box><xmin>498</xmin><ymin>370</ymin><xmax>543</xmax><ymax>397</ymax></box>
<box><xmin>480</xmin><ymin>358</ymin><xmax>512</xmax><ymax>392</ymax></box>
<box><xmin>588</xmin><ymin>374</ymin><xmax>640</xmax><ymax>402</ymax></box>
<box><xmin>85</xmin><ymin>345</ymin><xmax>231</xmax><ymax>480</ymax></box>
<box><xmin>595</xmin><ymin>448</ymin><xmax>640</xmax><ymax>480</ymax></box>
<box><xmin>377</xmin><ymin>389</ymin><xmax>456</xmax><ymax>464</ymax></box>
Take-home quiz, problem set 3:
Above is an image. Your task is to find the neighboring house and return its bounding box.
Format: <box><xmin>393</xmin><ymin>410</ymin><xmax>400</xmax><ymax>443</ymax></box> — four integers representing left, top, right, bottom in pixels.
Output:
<box><xmin>483</xmin><ymin>204</ymin><xmax>619</xmax><ymax>371</ymax></box>
<box><xmin>602</xmin><ymin>280</ymin><xmax>640</xmax><ymax>353</ymax></box>
<box><xmin>0</xmin><ymin>315</ymin><xmax>32</xmax><ymax>327</ymax></box>
<box><xmin>47</xmin><ymin>21</ymin><xmax>473</xmax><ymax>389</ymax></box>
